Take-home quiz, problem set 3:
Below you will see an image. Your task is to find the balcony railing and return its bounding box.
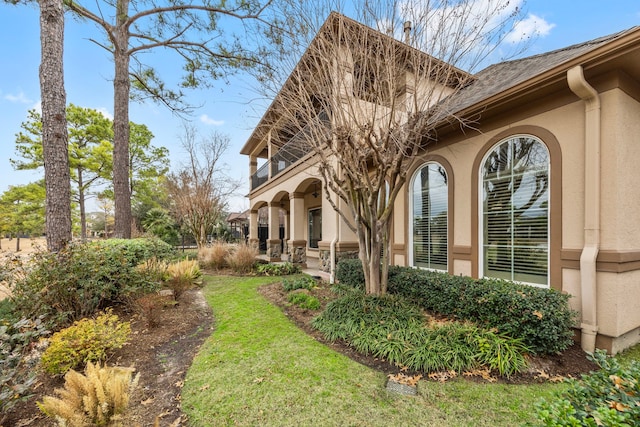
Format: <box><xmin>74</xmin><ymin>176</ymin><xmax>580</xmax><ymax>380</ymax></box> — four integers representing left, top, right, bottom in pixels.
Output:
<box><xmin>250</xmin><ymin>112</ymin><xmax>330</xmax><ymax>190</ymax></box>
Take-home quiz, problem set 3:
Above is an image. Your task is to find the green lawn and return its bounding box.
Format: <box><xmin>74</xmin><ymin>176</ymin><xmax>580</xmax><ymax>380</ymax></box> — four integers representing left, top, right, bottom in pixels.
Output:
<box><xmin>182</xmin><ymin>275</ymin><xmax>565</xmax><ymax>426</ymax></box>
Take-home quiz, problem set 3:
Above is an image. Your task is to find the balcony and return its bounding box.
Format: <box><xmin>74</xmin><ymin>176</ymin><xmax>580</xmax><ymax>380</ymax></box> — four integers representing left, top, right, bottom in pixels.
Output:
<box><xmin>250</xmin><ymin>112</ymin><xmax>330</xmax><ymax>190</ymax></box>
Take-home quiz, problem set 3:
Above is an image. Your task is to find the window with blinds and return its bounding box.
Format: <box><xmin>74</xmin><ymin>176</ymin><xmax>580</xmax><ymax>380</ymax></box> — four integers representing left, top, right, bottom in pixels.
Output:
<box><xmin>481</xmin><ymin>136</ymin><xmax>549</xmax><ymax>286</ymax></box>
<box><xmin>411</xmin><ymin>163</ymin><xmax>448</xmax><ymax>271</ymax></box>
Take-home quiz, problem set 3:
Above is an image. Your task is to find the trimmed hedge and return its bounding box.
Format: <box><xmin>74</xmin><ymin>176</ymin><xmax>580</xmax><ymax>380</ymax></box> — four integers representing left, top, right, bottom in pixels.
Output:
<box><xmin>335</xmin><ymin>260</ymin><xmax>577</xmax><ymax>355</ymax></box>
<box><xmin>335</xmin><ymin>258</ymin><xmax>365</xmax><ymax>289</ymax></box>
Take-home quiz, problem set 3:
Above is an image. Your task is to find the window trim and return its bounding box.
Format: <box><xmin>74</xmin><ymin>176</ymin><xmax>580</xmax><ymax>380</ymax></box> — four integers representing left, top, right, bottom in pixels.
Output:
<box><xmin>409</xmin><ymin>161</ymin><xmax>449</xmax><ymax>272</ymax></box>
<box><xmin>307</xmin><ymin>207</ymin><xmax>322</xmax><ymax>249</ymax></box>
<box><xmin>477</xmin><ymin>134</ymin><xmax>550</xmax><ymax>288</ymax></box>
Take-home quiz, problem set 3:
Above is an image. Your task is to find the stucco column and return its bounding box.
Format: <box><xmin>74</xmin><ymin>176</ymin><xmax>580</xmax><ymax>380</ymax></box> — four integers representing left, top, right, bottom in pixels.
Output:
<box><xmin>267</xmin><ymin>131</ymin><xmax>273</xmax><ymax>180</ymax></box>
<box><xmin>267</xmin><ymin>202</ymin><xmax>281</xmax><ymax>260</ymax></box>
<box><xmin>249</xmin><ymin>156</ymin><xmax>257</xmax><ymax>190</ymax></box>
<box><xmin>288</xmin><ymin>192</ymin><xmax>307</xmax><ymax>266</ymax></box>
<box><xmin>249</xmin><ymin>209</ymin><xmax>259</xmax><ymax>249</ymax></box>
<box><xmin>283</xmin><ymin>209</ymin><xmax>290</xmax><ymax>256</ymax></box>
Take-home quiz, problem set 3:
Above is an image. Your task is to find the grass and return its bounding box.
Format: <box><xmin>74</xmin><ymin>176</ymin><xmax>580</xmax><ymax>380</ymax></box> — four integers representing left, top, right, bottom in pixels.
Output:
<box><xmin>182</xmin><ymin>276</ymin><xmax>566</xmax><ymax>426</ymax></box>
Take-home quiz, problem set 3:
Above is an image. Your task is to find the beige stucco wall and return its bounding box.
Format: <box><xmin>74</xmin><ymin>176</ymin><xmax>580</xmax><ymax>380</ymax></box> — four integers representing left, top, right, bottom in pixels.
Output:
<box><xmin>392</xmin><ymin>83</ymin><xmax>640</xmax><ymax>350</ymax></box>
<box><xmin>600</xmin><ymin>88</ymin><xmax>640</xmax><ymax>250</ymax></box>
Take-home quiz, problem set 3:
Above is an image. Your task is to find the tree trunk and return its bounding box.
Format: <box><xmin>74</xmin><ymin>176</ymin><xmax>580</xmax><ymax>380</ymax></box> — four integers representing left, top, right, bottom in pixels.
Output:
<box><xmin>78</xmin><ymin>169</ymin><xmax>87</xmax><ymax>240</ymax></box>
<box><xmin>112</xmin><ymin>0</ymin><xmax>132</xmax><ymax>238</ymax></box>
<box><xmin>39</xmin><ymin>0</ymin><xmax>72</xmax><ymax>252</ymax></box>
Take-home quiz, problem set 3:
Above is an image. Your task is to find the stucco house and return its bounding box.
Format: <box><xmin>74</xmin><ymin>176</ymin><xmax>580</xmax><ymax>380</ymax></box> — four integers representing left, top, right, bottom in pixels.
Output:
<box><xmin>241</xmin><ymin>13</ymin><xmax>640</xmax><ymax>354</ymax></box>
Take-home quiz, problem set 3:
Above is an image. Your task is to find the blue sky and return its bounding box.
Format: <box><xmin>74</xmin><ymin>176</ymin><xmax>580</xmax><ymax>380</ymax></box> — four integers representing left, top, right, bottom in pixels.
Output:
<box><xmin>0</xmin><ymin>1</ymin><xmax>638</xmax><ymax>212</ymax></box>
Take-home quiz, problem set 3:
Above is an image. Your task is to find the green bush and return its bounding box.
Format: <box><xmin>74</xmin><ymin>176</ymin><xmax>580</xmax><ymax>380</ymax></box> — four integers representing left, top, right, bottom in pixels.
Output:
<box><xmin>89</xmin><ymin>237</ymin><xmax>175</xmax><ymax>265</ymax></box>
<box><xmin>312</xmin><ymin>291</ymin><xmax>528</xmax><ymax>377</ymax></box>
<box><xmin>287</xmin><ymin>291</ymin><xmax>321</xmax><ymax>310</ymax></box>
<box><xmin>534</xmin><ymin>349</ymin><xmax>640</xmax><ymax>426</ymax></box>
<box><xmin>1</xmin><ymin>317</ymin><xmax>50</xmax><ymax>415</ymax></box>
<box><xmin>7</xmin><ymin>239</ymin><xmax>169</xmax><ymax>327</ymax></box>
<box><xmin>335</xmin><ymin>258</ymin><xmax>365</xmax><ymax>289</ymax></box>
<box><xmin>40</xmin><ymin>310</ymin><xmax>131</xmax><ymax>376</ymax></box>
<box><xmin>282</xmin><ymin>275</ymin><xmax>317</xmax><ymax>292</ymax></box>
<box><xmin>386</xmin><ymin>267</ymin><xmax>576</xmax><ymax>355</ymax></box>
<box><xmin>256</xmin><ymin>262</ymin><xmax>301</xmax><ymax>276</ymax></box>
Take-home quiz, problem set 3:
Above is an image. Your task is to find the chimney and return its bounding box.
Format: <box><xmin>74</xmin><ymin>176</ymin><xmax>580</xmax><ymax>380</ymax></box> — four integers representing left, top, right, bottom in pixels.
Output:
<box><xmin>403</xmin><ymin>21</ymin><xmax>412</xmax><ymax>44</ymax></box>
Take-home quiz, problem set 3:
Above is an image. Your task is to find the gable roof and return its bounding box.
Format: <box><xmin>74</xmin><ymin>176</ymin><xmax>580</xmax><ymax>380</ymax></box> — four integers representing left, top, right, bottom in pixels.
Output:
<box><xmin>241</xmin><ymin>15</ymin><xmax>640</xmax><ymax>156</ymax></box>
<box><xmin>240</xmin><ymin>11</ymin><xmax>472</xmax><ymax>156</ymax></box>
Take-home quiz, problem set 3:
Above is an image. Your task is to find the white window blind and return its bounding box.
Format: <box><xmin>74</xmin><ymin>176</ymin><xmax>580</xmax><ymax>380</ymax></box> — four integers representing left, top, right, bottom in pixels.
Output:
<box><xmin>481</xmin><ymin>136</ymin><xmax>549</xmax><ymax>286</ymax></box>
<box><xmin>411</xmin><ymin>163</ymin><xmax>448</xmax><ymax>271</ymax></box>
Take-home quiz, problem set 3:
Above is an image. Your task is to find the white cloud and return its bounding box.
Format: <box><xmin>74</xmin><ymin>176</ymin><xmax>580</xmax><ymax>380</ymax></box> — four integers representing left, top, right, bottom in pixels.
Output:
<box><xmin>200</xmin><ymin>114</ymin><xmax>224</xmax><ymax>126</ymax></box>
<box><xmin>96</xmin><ymin>107</ymin><xmax>114</xmax><ymax>120</ymax></box>
<box><xmin>505</xmin><ymin>13</ymin><xmax>555</xmax><ymax>44</ymax></box>
<box><xmin>32</xmin><ymin>100</ymin><xmax>42</xmax><ymax>114</ymax></box>
<box><xmin>4</xmin><ymin>91</ymin><xmax>33</xmax><ymax>104</ymax></box>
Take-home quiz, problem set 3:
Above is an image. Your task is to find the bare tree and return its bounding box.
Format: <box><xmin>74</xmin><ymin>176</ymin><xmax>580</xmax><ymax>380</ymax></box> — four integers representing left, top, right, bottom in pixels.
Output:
<box><xmin>166</xmin><ymin>124</ymin><xmax>239</xmax><ymax>249</ymax></box>
<box><xmin>261</xmin><ymin>0</ymin><xmax>527</xmax><ymax>294</ymax></box>
<box><xmin>63</xmin><ymin>0</ymin><xmax>277</xmax><ymax>238</ymax></box>
<box><xmin>39</xmin><ymin>0</ymin><xmax>72</xmax><ymax>251</ymax></box>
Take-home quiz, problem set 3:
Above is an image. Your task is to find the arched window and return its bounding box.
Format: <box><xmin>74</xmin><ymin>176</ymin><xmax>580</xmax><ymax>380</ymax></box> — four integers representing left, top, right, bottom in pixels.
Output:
<box><xmin>410</xmin><ymin>163</ymin><xmax>448</xmax><ymax>271</ymax></box>
<box><xmin>480</xmin><ymin>135</ymin><xmax>549</xmax><ymax>286</ymax></box>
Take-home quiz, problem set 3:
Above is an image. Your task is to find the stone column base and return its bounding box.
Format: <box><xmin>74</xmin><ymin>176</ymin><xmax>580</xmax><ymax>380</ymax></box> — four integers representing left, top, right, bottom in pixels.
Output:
<box><xmin>266</xmin><ymin>239</ymin><xmax>282</xmax><ymax>261</ymax></box>
<box><xmin>287</xmin><ymin>240</ymin><xmax>307</xmax><ymax>266</ymax></box>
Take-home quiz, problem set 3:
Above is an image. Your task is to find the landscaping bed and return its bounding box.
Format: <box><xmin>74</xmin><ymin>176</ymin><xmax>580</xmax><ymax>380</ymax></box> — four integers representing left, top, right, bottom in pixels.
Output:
<box><xmin>2</xmin><ymin>288</ymin><xmax>213</xmax><ymax>427</ymax></box>
<box><xmin>258</xmin><ymin>279</ymin><xmax>599</xmax><ymax>383</ymax></box>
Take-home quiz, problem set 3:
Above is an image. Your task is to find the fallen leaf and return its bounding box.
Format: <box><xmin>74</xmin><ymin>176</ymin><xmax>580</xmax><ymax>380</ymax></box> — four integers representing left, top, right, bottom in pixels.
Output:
<box><xmin>141</xmin><ymin>397</ymin><xmax>155</xmax><ymax>406</ymax></box>
<box><xmin>199</xmin><ymin>384</ymin><xmax>210</xmax><ymax>391</ymax></box>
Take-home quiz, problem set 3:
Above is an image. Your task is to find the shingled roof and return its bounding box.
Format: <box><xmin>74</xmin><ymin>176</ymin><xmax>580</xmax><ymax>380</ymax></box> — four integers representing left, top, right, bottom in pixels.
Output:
<box><xmin>442</xmin><ymin>27</ymin><xmax>639</xmax><ymax>117</ymax></box>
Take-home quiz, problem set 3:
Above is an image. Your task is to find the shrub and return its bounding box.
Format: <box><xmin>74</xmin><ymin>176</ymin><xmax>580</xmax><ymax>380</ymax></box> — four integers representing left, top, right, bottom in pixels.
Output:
<box><xmin>287</xmin><ymin>291</ymin><xmax>321</xmax><ymax>310</ymax></box>
<box><xmin>534</xmin><ymin>349</ymin><xmax>640</xmax><ymax>426</ymax></box>
<box><xmin>132</xmin><ymin>293</ymin><xmax>173</xmax><ymax>328</ymax></box>
<box><xmin>386</xmin><ymin>267</ymin><xmax>577</xmax><ymax>355</ymax></box>
<box><xmin>7</xmin><ymin>239</ymin><xmax>170</xmax><ymax>327</ymax></box>
<box><xmin>335</xmin><ymin>258</ymin><xmax>365</xmax><ymax>289</ymax></box>
<box><xmin>198</xmin><ymin>242</ymin><xmax>230</xmax><ymax>270</ymax></box>
<box><xmin>312</xmin><ymin>291</ymin><xmax>528</xmax><ymax>377</ymax></box>
<box><xmin>89</xmin><ymin>238</ymin><xmax>175</xmax><ymax>265</ymax></box>
<box><xmin>256</xmin><ymin>262</ymin><xmax>301</xmax><ymax>276</ymax></box>
<box><xmin>282</xmin><ymin>275</ymin><xmax>317</xmax><ymax>292</ymax></box>
<box><xmin>0</xmin><ymin>317</ymin><xmax>50</xmax><ymax>417</ymax></box>
<box><xmin>38</xmin><ymin>362</ymin><xmax>140</xmax><ymax>427</ymax></box>
<box><xmin>226</xmin><ymin>244</ymin><xmax>257</xmax><ymax>274</ymax></box>
<box><xmin>40</xmin><ymin>310</ymin><xmax>131</xmax><ymax>376</ymax></box>
<box><xmin>165</xmin><ymin>258</ymin><xmax>202</xmax><ymax>299</ymax></box>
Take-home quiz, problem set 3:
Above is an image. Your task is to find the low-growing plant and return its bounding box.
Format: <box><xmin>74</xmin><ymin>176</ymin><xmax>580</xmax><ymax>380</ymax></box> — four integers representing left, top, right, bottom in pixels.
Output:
<box><xmin>165</xmin><ymin>258</ymin><xmax>202</xmax><ymax>299</ymax></box>
<box><xmin>287</xmin><ymin>291</ymin><xmax>321</xmax><ymax>310</ymax></box>
<box><xmin>38</xmin><ymin>362</ymin><xmax>140</xmax><ymax>427</ymax></box>
<box><xmin>312</xmin><ymin>291</ymin><xmax>528</xmax><ymax>377</ymax></box>
<box><xmin>198</xmin><ymin>242</ymin><xmax>230</xmax><ymax>270</ymax></box>
<box><xmin>534</xmin><ymin>349</ymin><xmax>640</xmax><ymax>426</ymax></box>
<box><xmin>226</xmin><ymin>244</ymin><xmax>257</xmax><ymax>274</ymax></box>
<box><xmin>40</xmin><ymin>310</ymin><xmax>131</xmax><ymax>376</ymax></box>
<box><xmin>282</xmin><ymin>275</ymin><xmax>316</xmax><ymax>292</ymax></box>
<box><xmin>0</xmin><ymin>317</ymin><xmax>50</xmax><ymax>419</ymax></box>
<box><xmin>256</xmin><ymin>262</ymin><xmax>301</xmax><ymax>276</ymax></box>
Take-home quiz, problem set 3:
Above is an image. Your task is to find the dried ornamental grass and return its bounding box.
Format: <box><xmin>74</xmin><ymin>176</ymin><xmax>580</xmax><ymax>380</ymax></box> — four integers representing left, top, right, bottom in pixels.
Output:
<box><xmin>38</xmin><ymin>362</ymin><xmax>140</xmax><ymax>427</ymax></box>
<box><xmin>198</xmin><ymin>242</ymin><xmax>230</xmax><ymax>270</ymax></box>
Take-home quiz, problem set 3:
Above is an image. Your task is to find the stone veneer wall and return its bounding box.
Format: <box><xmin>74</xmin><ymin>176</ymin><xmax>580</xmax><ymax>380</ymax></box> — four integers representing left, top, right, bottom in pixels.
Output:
<box><xmin>318</xmin><ymin>249</ymin><xmax>359</xmax><ymax>272</ymax></box>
